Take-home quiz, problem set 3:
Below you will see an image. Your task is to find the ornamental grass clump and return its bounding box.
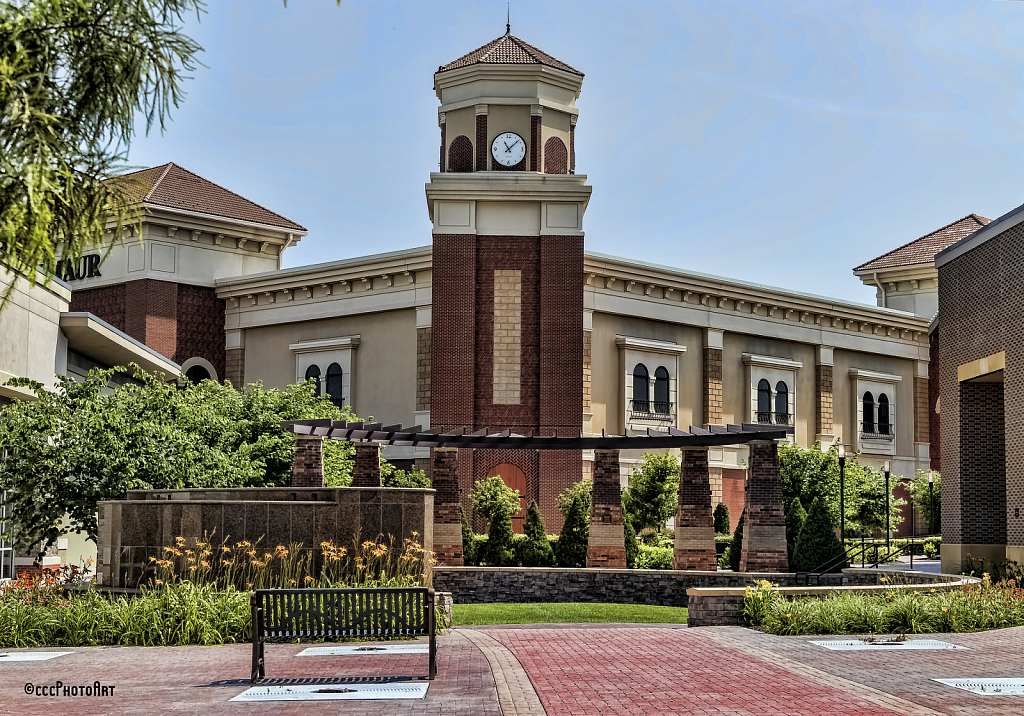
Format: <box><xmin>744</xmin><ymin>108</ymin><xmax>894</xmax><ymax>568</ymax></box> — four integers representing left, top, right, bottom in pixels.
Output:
<box><xmin>747</xmin><ymin>573</ymin><xmax>1024</xmax><ymax>636</ymax></box>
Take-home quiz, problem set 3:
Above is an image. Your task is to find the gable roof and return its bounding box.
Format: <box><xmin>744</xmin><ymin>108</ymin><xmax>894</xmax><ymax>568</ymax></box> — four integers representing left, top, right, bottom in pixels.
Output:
<box><xmin>437</xmin><ymin>33</ymin><xmax>583</xmax><ymax>77</ymax></box>
<box><xmin>111</xmin><ymin>163</ymin><xmax>306</xmax><ymax>232</ymax></box>
<box><xmin>854</xmin><ymin>214</ymin><xmax>990</xmax><ymax>273</ymax></box>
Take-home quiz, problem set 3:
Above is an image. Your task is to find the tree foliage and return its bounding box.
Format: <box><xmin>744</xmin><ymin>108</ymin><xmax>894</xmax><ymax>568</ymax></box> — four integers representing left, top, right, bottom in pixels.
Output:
<box><xmin>784</xmin><ymin>497</ymin><xmax>807</xmax><ymax>563</ymax></box>
<box><xmin>460</xmin><ymin>507</ymin><xmax>477</xmax><ymax>566</ymax></box>
<box><xmin>713</xmin><ymin>502</ymin><xmax>730</xmax><ymax>535</ymax></box>
<box><xmin>468</xmin><ymin>475</ymin><xmax>520</xmax><ymax>567</ymax></box>
<box><xmin>622</xmin><ymin>453</ymin><xmax>679</xmax><ymax>534</ymax></box>
<box><xmin>556</xmin><ymin>478</ymin><xmax>591</xmax><ymax>517</ymax></box>
<box><xmin>517</xmin><ymin>501</ymin><xmax>554</xmax><ymax>568</ymax></box>
<box><xmin>554</xmin><ymin>495</ymin><xmax>589</xmax><ymax>568</ymax></box>
<box><xmin>0</xmin><ymin>0</ymin><xmax>204</xmax><ymax>300</ymax></box>
<box><xmin>792</xmin><ymin>496</ymin><xmax>847</xmax><ymax>573</ymax></box>
<box><xmin>0</xmin><ymin>367</ymin><xmax>356</xmax><ymax>557</ymax></box>
<box><xmin>907</xmin><ymin>470</ymin><xmax>941</xmax><ymax>535</ymax></box>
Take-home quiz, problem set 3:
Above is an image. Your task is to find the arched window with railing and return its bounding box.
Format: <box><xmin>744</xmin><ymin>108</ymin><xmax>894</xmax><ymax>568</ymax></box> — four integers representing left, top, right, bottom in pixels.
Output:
<box><xmin>632</xmin><ymin>364</ymin><xmax>649</xmax><ymax>413</ymax></box>
<box><xmin>757</xmin><ymin>379</ymin><xmax>772</xmax><ymax>423</ymax></box>
<box><xmin>304</xmin><ymin>364</ymin><xmax>322</xmax><ymax>397</ymax></box>
<box><xmin>862</xmin><ymin>392</ymin><xmax>875</xmax><ymax>433</ymax></box>
<box><xmin>653</xmin><ymin>367</ymin><xmax>670</xmax><ymax>414</ymax></box>
<box><xmin>877</xmin><ymin>393</ymin><xmax>890</xmax><ymax>435</ymax></box>
<box><xmin>774</xmin><ymin>381</ymin><xmax>789</xmax><ymax>424</ymax></box>
<box><xmin>326</xmin><ymin>363</ymin><xmax>344</xmax><ymax>408</ymax></box>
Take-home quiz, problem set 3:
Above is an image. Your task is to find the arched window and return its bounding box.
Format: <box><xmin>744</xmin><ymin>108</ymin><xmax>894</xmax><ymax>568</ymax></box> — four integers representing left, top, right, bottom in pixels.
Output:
<box><xmin>448</xmin><ymin>135</ymin><xmax>473</xmax><ymax>173</ymax></box>
<box><xmin>632</xmin><ymin>364</ymin><xmax>649</xmax><ymax>412</ymax></box>
<box><xmin>877</xmin><ymin>393</ymin><xmax>890</xmax><ymax>435</ymax></box>
<box><xmin>774</xmin><ymin>381</ymin><xmax>789</xmax><ymax>424</ymax></box>
<box><xmin>757</xmin><ymin>379</ymin><xmax>772</xmax><ymax>423</ymax></box>
<box><xmin>862</xmin><ymin>392</ymin><xmax>875</xmax><ymax>433</ymax></box>
<box><xmin>304</xmin><ymin>364</ymin><xmax>322</xmax><ymax>397</ymax></box>
<box><xmin>653</xmin><ymin>367</ymin><xmax>670</xmax><ymax>414</ymax></box>
<box><xmin>326</xmin><ymin>363</ymin><xmax>344</xmax><ymax>408</ymax></box>
<box><xmin>544</xmin><ymin>137</ymin><xmax>568</xmax><ymax>174</ymax></box>
<box><xmin>184</xmin><ymin>365</ymin><xmax>210</xmax><ymax>384</ymax></box>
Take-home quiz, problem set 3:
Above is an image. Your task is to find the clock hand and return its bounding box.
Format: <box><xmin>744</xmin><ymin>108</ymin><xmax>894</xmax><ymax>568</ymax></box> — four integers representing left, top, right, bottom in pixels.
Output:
<box><xmin>504</xmin><ymin>141</ymin><xmax>511</xmax><ymax>152</ymax></box>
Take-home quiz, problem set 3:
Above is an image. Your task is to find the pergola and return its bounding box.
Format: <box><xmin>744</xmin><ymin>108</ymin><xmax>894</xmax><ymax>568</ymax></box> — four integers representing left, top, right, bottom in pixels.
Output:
<box><xmin>284</xmin><ymin>419</ymin><xmax>794</xmax><ymax>573</ymax></box>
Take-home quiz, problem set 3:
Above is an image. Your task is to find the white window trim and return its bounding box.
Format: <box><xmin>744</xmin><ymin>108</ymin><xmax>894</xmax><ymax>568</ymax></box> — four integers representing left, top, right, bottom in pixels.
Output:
<box><xmin>849</xmin><ymin>368</ymin><xmax>901</xmax><ymax>455</ymax></box>
<box><xmin>615</xmin><ymin>336</ymin><xmax>685</xmax><ymax>430</ymax></box>
<box><xmin>290</xmin><ymin>335</ymin><xmax>360</xmax><ymax>411</ymax></box>
<box><xmin>178</xmin><ymin>356</ymin><xmax>218</xmax><ymax>384</ymax></box>
<box><xmin>742</xmin><ymin>353</ymin><xmax>800</xmax><ymax>430</ymax></box>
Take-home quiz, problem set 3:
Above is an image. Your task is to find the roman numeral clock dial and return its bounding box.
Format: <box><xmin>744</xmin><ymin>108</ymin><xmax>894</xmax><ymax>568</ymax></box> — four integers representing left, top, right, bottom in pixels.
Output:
<box><xmin>491</xmin><ymin>132</ymin><xmax>526</xmax><ymax>167</ymax></box>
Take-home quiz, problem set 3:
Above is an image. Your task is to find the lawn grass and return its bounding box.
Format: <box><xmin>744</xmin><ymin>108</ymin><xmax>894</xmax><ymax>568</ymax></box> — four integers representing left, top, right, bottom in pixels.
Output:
<box><xmin>452</xmin><ymin>602</ymin><xmax>688</xmax><ymax>626</ymax></box>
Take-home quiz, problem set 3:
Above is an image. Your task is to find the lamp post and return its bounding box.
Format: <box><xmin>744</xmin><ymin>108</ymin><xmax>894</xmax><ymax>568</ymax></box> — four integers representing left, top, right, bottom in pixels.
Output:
<box><xmin>838</xmin><ymin>444</ymin><xmax>846</xmax><ymax>543</ymax></box>
<box><xmin>883</xmin><ymin>460</ymin><xmax>891</xmax><ymax>549</ymax></box>
<box><xmin>928</xmin><ymin>471</ymin><xmax>935</xmax><ymax>536</ymax></box>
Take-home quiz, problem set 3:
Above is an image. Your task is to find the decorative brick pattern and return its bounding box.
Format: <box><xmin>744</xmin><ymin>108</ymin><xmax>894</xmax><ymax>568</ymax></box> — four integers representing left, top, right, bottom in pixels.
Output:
<box><xmin>69</xmin><ymin>283</ymin><xmax>127</xmax><ymax>331</ymax></box>
<box><xmin>543</xmin><ymin>137</ymin><xmax>568</xmax><ymax>174</ymax></box>
<box><xmin>476</xmin><ymin>114</ymin><xmax>488</xmax><ymax>171</ymax></box>
<box><xmin>815</xmin><ymin>364</ymin><xmax>834</xmax><ymax>436</ymax></box>
<box><xmin>448</xmin><ymin>135</ymin><xmax>473</xmax><ymax>173</ymax></box>
<box><xmin>432</xmin><ymin>448</ymin><xmax>464</xmax><ymax>566</ymax></box>
<box><xmin>225</xmin><ymin>348</ymin><xmax>244</xmax><ymax>390</ymax></box>
<box><xmin>530</xmin><ymin>116</ymin><xmax>541</xmax><ymax>172</ymax></box>
<box><xmin>417</xmin><ymin>327</ymin><xmax>431</xmax><ymax>412</ymax></box>
<box><xmin>125</xmin><ymin>279</ymin><xmax>178</xmax><ymax>360</ymax></box>
<box><xmin>539</xmin><ymin>450</ymin><xmax>577</xmax><ymax>534</ymax></box>
<box><xmin>492</xmin><ymin>155</ymin><xmax>526</xmax><ymax>172</ymax></box>
<box><xmin>914</xmin><ymin>376</ymin><xmax>929</xmax><ymax>443</ymax></box>
<box><xmin>291</xmin><ymin>436</ymin><xmax>324</xmax><ymax>487</ymax></box>
<box><xmin>959</xmin><ymin>381</ymin><xmax>1006</xmax><ymax>545</ymax></box>
<box><xmin>175</xmin><ymin>283</ymin><xmax>225</xmax><ymax>380</ymax></box>
<box><xmin>431</xmin><ymin>234</ymin><xmax>476</xmax><ymax>430</ymax></box>
<box><xmin>739</xmin><ymin>441</ymin><xmax>788</xmax><ymax>572</ymax></box>
<box><xmin>703</xmin><ymin>347</ymin><xmax>723</xmax><ymax>426</ymax></box>
<box><xmin>439</xmin><ymin>122</ymin><xmax>446</xmax><ymax>173</ymax></box>
<box><xmin>674</xmin><ymin>450</ymin><xmax>716</xmax><ymax>570</ymax></box>
<box><xmin>583</xmin><ymin>330</ymin><xmax>592</xmax><ymax>412</ymax></box>
<box><xmin>929</xmin><ymin>330</ymin><xmax>941</xmax><ymax>471</ymax></box>
<box><xmin>587</xmin><ymin>449</ymin><xmax>625</xmax><ymax>568</ymax></box>
<box><xmin>351</xmin><ymin>442</ymin><xmax>381</xmax><ymax>487</ymax></box>
<box><xmin>492</xmin><ymin>269</ymin><xmax>522</xmax><ymax>404</ymax></box>
<box><xmin>538</xmin><ymin>235</ymin><xmax>584</xmax><ymax>432</ymax></box>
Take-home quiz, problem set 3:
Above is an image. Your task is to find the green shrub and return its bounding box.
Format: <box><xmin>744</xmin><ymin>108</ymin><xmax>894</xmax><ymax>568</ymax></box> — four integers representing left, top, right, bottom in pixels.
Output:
<box><xmin>517</xmin><ymin>501</ymin><xmax>554</xmax><ymax>567</ymax></box>
<box><xmin>713</xmin><ymin>502</ymin><xmax>730</xmax><ymax>535</ymax></box>
<box><xmin>792</xmin><ymin>496</ymin><xmax>846</xmax><ymax>573</ymax></box>
<box><xmin>461</xmin><ymin>508</ymin><xmax>478</xmax><ymax>566</ymax></box>
<box><xmin>624</xmin><ymin>514</ymin><xmax>639</xmax><ymax>569</ymax></box>
<box><xmin>784</xmin><ymin>498</ymin><xmax>807</xmax><ymax>563</ymax></box>
<box><xmin>554</xmin><ymin>495</ymin><xmax>589</xmax><ymax>568</ymax></box>
<box><xmin>469</xmin><ymin>475</ymin><xmax>520</xmax><ymax>567</ymax></box>
<box><xmin>483</xmin><ymin>512</ymin><xmax>515</xmax><ymax>566</ymax></box>
<box><xmin>640</xmin><ymin>528</ymin><xmax>673</xmax><ymax>548</ymax></box>
<box><xmin>728</xmin><ymin>512</ymin><xmax>745</xmax><ymax>572</ymax></box>
<box><xmin>635</xmin><ymin>544</ymin><xmax>672</xmax><ymax>570</ymax></box>
<box><xmin>742</xmin><ymin>579</ymin><xmax>779</xmax><ymax>627</ymax></box>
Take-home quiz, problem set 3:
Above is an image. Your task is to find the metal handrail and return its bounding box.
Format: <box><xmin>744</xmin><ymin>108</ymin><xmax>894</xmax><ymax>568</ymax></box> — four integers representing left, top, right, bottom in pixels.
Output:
<box><xmin>798</xmin><ymin>537</ymin><xmax>928</xmax><ymax>585</ymax></box>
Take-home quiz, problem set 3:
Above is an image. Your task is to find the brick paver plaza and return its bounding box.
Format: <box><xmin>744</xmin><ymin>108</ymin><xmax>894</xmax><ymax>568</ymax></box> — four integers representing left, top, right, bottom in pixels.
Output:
<box><xmin>4</xmin><ymin>624</ymin><xmax>1024</xmax><ymax>714</ymax></box>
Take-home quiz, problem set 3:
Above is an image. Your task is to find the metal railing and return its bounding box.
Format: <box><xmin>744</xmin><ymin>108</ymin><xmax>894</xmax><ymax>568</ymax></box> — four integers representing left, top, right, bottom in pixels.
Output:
<box><xmin>755</xmin><ymin>411</ymin><xmax>793</xmax><ymax>426</ymax></box>
<box><xmin>796</xmin><ymin>537</ymin><xmax>929</xmax><ymax>586</ymax></box>
<box><xmin>860</xmin><ymin>430</ymin><xmax>895</xmax><ymax>441</ymax></box>
<box><xmin>628</xmin><ymin>400</ymin><xmax>674</xmax><ymax>422</ymax></box>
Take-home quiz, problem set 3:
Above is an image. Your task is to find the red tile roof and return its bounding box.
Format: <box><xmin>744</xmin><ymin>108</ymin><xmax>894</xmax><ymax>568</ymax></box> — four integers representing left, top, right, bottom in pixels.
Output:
<box><xmin>112</xmin><ymin>163</ymin><xmax>306</xmax><ymax>232</ymax></box>
<box><xmin>438</xmin><ymin>33</ymin><xmax>583</xmax><ymax>76</ymax></box>
<box><xmin>854</xmin><ymin>214</ymin><xmax>990</xmax><ymax>272</ymax></box>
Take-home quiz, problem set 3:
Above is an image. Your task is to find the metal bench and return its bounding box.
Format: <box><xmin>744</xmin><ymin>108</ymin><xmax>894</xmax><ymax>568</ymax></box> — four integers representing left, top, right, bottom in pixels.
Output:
<box><xmin>250</xmin><ymin>587</ymin><xmax>437</xmax><ymax>683</ymax></box>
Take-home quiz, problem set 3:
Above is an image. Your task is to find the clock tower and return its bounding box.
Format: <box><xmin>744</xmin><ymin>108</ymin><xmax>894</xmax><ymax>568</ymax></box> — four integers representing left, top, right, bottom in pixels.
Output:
<box><xmin>426</xmin><ymin>29</ymin><xmax>591</xmax><ymax>545</ymax></box>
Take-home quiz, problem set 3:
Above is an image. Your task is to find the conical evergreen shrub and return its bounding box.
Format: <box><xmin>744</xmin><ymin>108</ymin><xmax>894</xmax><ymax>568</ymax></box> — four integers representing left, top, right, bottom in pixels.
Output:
<box><xmin>555</xmin><ymin>495</ymin><xmax>589</xmax><ymax>567</ymax></box>
<box><xmin>460</xmin><ymin>507</ymin><xmax>477</xmax><ymax>566</ymax></box>
<box><xmin>483</xmin><ymin>511</ymin><xmax>515</xmax><ymax>567</ymax></box>
<box><xmin>713</xmin><ymin>503</ymin><xmax>730</xmax><ymax>535</ymax></box>
<box><xmin>518</xmin><ymin>501</ymin><xmax>554</xmax><ymax>567</ymax></box>
<box><xmin>623</xmin><ymin>512</ymin><xmax>639</xmax><ymax>568</ymax></box>
<box><xmin>784</xmin><ymin>498</ymin><xmax>807</xmax><ymax>563</ymax></box>
<box><xmin>792</xmin><ymin>496</ymin><xmax>847</xmax><ymax>573</ymax></box>
<box><xmin>728</xmin><ymin>511</ymin><xmax>745</xmax><ymax>572</ymax></box>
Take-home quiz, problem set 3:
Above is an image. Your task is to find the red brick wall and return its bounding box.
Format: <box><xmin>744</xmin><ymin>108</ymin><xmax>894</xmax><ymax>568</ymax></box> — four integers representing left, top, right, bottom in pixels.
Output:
<box><xmin>721</xmin><ymin>468</ymin><xmax>745</xmax><ymax>533</ymax></box>
<box><xmin>739</xmin><ymin>441</ymin><xmax>788</xmax><ymax>572</ymax></box>
<box><xmin>530</xmin><ymin>116</ymin><xmax>541</xmax><ymax>171</ymax></box>
<box><xmin>475</xmin><ymin>114</ymin><xmax>488</xmax><ymax>171</ymax></box>
<box><xmin>929</xmin><ymin>330</ymin><xmax>941</xmax><ymax>471</ymax></box>
<box><xmin>69</xmin><ymin>284</ymin><xmax>127</xmax><ymax>331</ymax></box>
<box><xmin>175</xmin><ymin>284</ymin><xmax>225</xmax><ymax>380</ymax></box>
<box><xmin>291</xmin><ymin>437</ymin><xmax>324</xmax><ymax>487</ymax></box>
<box><xmin>124</xmin><ymin>279</ymin><xmax>178</xmax><ymax>360</ymax></box>
<box><xmin>352</xmin><ymin>442</ymin><xmax>381</xmax><ymax>487</ymax></box>
<box><xmin>439</xmin><ymin>122</ymin><xmax>446</xmax><ymax>173</ymax></box>
<box><xmin>569</xmin><ymin>122</ymin><xmax>575</xmax><ymax>173</ymax></box>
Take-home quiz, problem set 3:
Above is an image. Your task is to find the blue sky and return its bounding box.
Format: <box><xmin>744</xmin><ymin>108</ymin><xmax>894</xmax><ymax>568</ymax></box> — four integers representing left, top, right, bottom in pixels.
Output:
<box><xmin>127</xmin><ymin>0</ymin><xmax>1024</xmax><ymax>304</ymax></box>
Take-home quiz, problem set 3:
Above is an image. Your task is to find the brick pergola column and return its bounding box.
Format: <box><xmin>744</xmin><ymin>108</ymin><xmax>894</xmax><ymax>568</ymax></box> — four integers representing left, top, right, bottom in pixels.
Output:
<box><xmin>703</xmin><ymin>329</ymin><xmax>724</xmax><ymax>427</ymax></box>
<box><xmin>739</xmin><ymin>440</ymin><xmax>789</xmax><ymax>572</ymax></box>
<box><xmin>815</xmin><ymin>346</ymin><xmax>835</xmax><ymax>445</ymax></box>
<box><xmin>587</xmin><ymin>449</ymin><xmax>625</xmax><ymax>568</ymax></box>
<box><xmin>291</xmin><ymin>436</ymin><xmax>324</xmax><ymax>487</ymax></box>
<box><xmin>674</xmin><ymin>449</ymin><xmax>717</xmax><ymax>570</ymax></box>
<box><xmin>351</xmin><ymin>442</ymin><xmax>380</xmax><ymax>487</ymax></box>
<box><xmin>431</xmin><ymin>448</ymin><xmax>463</xmax><ymax>566</ymax></box>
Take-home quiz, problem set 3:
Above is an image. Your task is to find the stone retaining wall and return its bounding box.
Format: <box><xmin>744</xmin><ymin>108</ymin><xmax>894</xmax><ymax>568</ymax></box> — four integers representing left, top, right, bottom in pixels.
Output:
<box><xmin>432</xmin><ymin>567</ymin><xmax>959</xmax><ymax>608</ymax></box>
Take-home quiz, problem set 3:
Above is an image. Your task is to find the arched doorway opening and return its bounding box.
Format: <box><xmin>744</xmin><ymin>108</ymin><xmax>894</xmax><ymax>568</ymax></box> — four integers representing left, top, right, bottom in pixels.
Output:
<box><xmin>487</xmin><ymin>463</ymin><xmax>528</xmax><ymax>533</ymax></box>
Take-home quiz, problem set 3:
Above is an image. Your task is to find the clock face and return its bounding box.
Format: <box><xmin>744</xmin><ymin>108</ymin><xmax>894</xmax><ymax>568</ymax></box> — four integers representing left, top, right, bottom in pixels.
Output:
<box><xmin>491</xmin><ymin>132</ymin><xmax>526</xmax><ymax>167</ymax></box>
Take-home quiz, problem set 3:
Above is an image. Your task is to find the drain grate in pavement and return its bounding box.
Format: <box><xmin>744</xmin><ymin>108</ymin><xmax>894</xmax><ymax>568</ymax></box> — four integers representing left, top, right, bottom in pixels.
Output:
<box><xmin>811</xmin><ymin>639</ymin><xmax>967</xmax><ymax>651</ymax></box>
<box><xmin>297</xmin><ymin>644</ymin><xmax>429</xmax><ymax>656</ymax></box>
<box><xmin>231</xmin><ymin>683</ymin><xmax>429</xmax><ymax>701</ymax></box>
<box><xmin>934</xmin><ymin>679</ymin><xmax>1024</xmax><ymax>695</ymax></box>
<box><xmin>0</xmin><ymin>652</ymin><xmax>73</xmax><ymax>662</ymax></box>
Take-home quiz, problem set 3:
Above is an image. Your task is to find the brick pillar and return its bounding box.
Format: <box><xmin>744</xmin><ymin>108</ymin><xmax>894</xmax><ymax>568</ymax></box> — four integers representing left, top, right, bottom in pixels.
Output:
<box><xmin>432</xmin><ymin>448</ymin><xmax>463</xmax><ymax>566</ymax></box>
<box><xmin>475</xmin><ymin>105</ymin><xmax>487</xmax><ymax>171</ymax></box>
<box><xmin>439</xmin><ymin>114</ymin><xmax>446</xmax><ymax>173</ymax></box>
<box><xmin>674</xmin><ymin>449</ymin><xmax>717</xmax><ymax>570</ymax></box>
<box><xmin>569</xmin><ymin>115</ymin><xmax>576</xmax><ymax>173</ymax></box>
<box><xmin>530</xmin><ymin>107</ymin><xmax>542</xmax><ymax>172</ymax></box>
<box><xmin>703</xmin><ymin>330</ymin><xmax>724</xmax><ymax>426</ymax></box>
<box><xmin>815</xmin><ymin>346</ymin><xmax>834</xmax><ymax>443</ymax></box>
<box><xmin>739</xmin><ymin>440</ymin><xmax>788</xmax><ymax>572</ymax></box>
<box><xmin>291</xmin><ymin>436</ymin><xmax>324</xmax><ymax>488</ymax></box>
<box><xmin>351</xmin><ymin>442</ymin><xmax>380</xmax><ymax>487</ymax></box>
<box><xmin>587</xmin><ymin>449</ymin><xmax>625</xmax><ymax>568</ymax></box>
<box><xmin>416</xmin><ymin>327</ymin><xmax>431</xmax><ymax>412</ymax></box>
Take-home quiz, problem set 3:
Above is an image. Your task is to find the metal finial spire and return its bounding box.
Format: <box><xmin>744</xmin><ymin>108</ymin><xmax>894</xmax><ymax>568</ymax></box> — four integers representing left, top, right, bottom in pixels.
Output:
<box><xmin>506</xmin><ymin>3</ymin><xmax>510</xmax><ymax>35</ymax></box>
